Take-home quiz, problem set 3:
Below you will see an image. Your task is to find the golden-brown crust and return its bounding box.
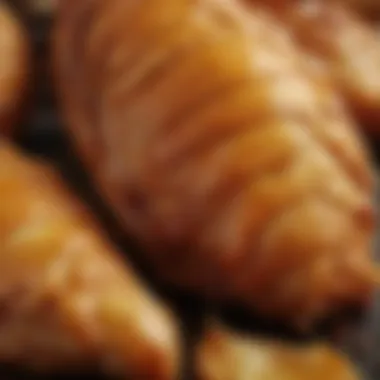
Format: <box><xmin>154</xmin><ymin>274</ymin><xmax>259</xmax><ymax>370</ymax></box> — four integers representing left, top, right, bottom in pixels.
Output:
<box><xmin>0</xmin><ymin>140</ymin><xmax>180</xmax><ymax>379</ymax></box>
<box><xmin>0</xmin><ymin>3</ymin><xmax>30</xmax><ymax>136</ymax></box>
<box><xmin>196</xmin><ymin>320</ymin><xmax>361</xmax><ymax>380</ymax></box>
<box><xmin>53</xmin><ymin>0</ymin><xmax>376</xmax><ymax>328</ymax></box>
<box><xmin>247</xmin><ymin>0</ymin><xmax>380</xmax><ymax>134</ymax></box>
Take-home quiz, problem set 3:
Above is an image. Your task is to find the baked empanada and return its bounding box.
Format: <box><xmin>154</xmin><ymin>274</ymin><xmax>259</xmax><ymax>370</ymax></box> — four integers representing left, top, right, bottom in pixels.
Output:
<box><xmin>53</xmin><ymin>0</ymin><xmax>376</xmax><ymax>328</ymax></box>
<box><xmin>0</xmin><ymin>141</ymin><xmax>179</xmax><ymax>379</ymax></box>
<box><xmin>196</xmin><ymin>320</ymin><xmax>360</xmax><ymax>380</ymax></box>
<box><xmin>0</xmin><ymin>3</ymin><xmax>29</xmax><ymax>135</ymax></box>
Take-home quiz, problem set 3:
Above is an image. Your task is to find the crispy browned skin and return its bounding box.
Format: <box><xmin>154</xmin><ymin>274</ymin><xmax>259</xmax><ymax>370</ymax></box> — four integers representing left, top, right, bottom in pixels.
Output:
<box><xmin>249</xmin><ymin>0</ymin><xmax>380</xmax><ymax>132</ymax></box>
<box><xmin>0</xmin><ymin>141</ymin><xmax>180</xmax><ymax>379</ymax></box>
<box><xmin>0</xmin><ymin>3</ymin><xmax>29</xmax><ymax>135</ymax></box>
<box><xmin>196</xmin><ymin>320</ymin><xmax>361</xmax><ymax>380</ymax></box>
<box><xmin>53</xmin><ymin>0</ymin><xmax>376</xmax><ymax>328</ymax></box>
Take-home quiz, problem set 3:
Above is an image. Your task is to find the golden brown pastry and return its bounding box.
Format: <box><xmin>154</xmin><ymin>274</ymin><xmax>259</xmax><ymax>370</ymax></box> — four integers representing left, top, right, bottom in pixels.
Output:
<box><xmin>196</xmin><ymin>320</ymin><xmax>361</xmax><ymax>380</ymax></box>
<box><xmin>53</xmin><ymin>0</ymin><xmax>377</xmax><ymax>328</ymax></box>
<box><xmin>0</xmin><ymin>140</ymin><xmax>180</xmax><ymax>379</ymax></box>
<box><xmin>0</xmin><ymin>2</ymin><xmax>29</xmax><ymax>135</ymax></box>
<box><xmin>248</xmin><ymin>0</ymin><xmax>380</xmax><ymax>132</ymax></box>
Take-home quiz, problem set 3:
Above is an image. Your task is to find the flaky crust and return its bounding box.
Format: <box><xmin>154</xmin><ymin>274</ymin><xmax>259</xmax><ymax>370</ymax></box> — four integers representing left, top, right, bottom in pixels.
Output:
<box><xmin>0</xmin><ymin>2</ymin><xmax>29</xmax><ymax>135</ymax></box>
<box><xmin>196</xmin><ymin>320</ymin><xmax>360</xmax><ymax>380</ymax></box>
<box><xmin>248</xmin><ymin>0</ymin><xmax>380</xmax><ymax>133</ymax></box>
<box><xmin>54</xmin><ymin>0</ymin><xmax>376</xmax><ymax>327</ymax></box>
<box><xmin>0</xmin><ymin>141</ymin><xmax>180</xmax><ymax>379</ymax></box>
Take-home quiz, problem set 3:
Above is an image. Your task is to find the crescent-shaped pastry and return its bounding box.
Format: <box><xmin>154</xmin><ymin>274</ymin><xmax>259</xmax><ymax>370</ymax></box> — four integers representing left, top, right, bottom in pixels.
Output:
<box><xmin>53</xmin><ymin>0</ymin><xmax>377</xmax><ymax>328</ymax></box>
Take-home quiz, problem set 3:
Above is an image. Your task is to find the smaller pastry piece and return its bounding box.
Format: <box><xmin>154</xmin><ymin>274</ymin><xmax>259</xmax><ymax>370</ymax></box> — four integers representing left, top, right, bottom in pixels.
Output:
<box><xmin>196</xmin><ymin>320</ymin><xmax>361</xmax><ymax>380</ymax></box>
<box><xmin>0</xmin><ymin>2</ymin><xmax>29</xmax><ymax>135</ymax></box>
<box><xmin>249</xmin><ymin>0</ymin><xmax>380</xmax><ymax>133</ymax></box>
<box><xmin>0</xmin><ymin>141</ymin><xmax>180</xmax><ymax>379</ymax></box>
